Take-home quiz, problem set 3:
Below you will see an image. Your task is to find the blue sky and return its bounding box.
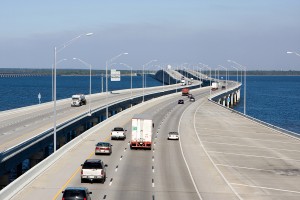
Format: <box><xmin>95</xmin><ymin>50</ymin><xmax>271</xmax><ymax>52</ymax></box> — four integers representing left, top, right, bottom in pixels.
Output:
<box><xmin>0</xmin><ymin>0</ymin><xmax>300</xmax><ymax>70</ymax></box>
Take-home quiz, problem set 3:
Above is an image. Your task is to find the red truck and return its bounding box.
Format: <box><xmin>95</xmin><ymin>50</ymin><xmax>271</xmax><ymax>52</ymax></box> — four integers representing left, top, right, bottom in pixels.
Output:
<box><xmin>181</xmin><ymin>87</ymin><xmax>190</xmax><ymax>96</ymax></box>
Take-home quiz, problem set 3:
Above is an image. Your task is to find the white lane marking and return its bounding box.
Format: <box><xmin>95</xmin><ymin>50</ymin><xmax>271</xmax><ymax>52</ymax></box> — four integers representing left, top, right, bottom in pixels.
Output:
<box><xmin>231</xmin><ymin>183</ymin><xmax>300</xmax><ymax>194</ymax></box>
<box><xmin>202</xmin><ymin>140</ymin><xmax>300</xmax><ymax>153</ymax></box>
<box><xmin>216</xmin><ymin>164</ymin><xmax>276</xmax><ymax>172</ymax></box>
<box><xmin>152</xmin><ymin>179</ymin><xmax>155</xmax><ymax>188</ymax></box>
<box><xmin>178</xmin><ymin>109</ymin><xmax>203</xmax><ymax>200</ymax></box>
<box><xmin>199</xmin><ymin>134</ymin><xmax>300</xmax><ymax>145</ymax></box>
<box><xmin>191</xmin><ymin>102</ymin><xmax>243</xmax><ymax>199</ymax></box>
<box><xmin>208</xmin><ymin>150</ymin><xmax>300</xmax><ymax>162</ymax></box>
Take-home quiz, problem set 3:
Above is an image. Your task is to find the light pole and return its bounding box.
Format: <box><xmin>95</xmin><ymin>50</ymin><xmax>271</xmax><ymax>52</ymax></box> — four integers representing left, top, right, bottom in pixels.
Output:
<box><xmin>142</xmin><ymin>59</ymin><xmax>158</xmax><ymax>102</ymax></box>
<box><xmin>227</xmin><ymin>59</ymin><xmax>246</xmax><ymax>115</ymax></box>
<box><xmin>230</xmin><ymin>65</ymin><xmax>239</xmax><ymax>82</ymax></box>
<box><xmin>106</xmin><ymin>53</ymin><xmax>128</xmax><ymax>119</ymax></box>
<box><xmin>72</xmin><ymin>57</ymin><xmax>92</xmax><ymax>116</ymax></box>
<box><xmin>52</xmin><ymin>58</ymin><xmax>67</xmax><ymax>101</ymax></box>
<box><xmin>119</xmin><ymin>63</ymin><xmax>133</xmax><ymax>102</ymax></box>
<box><xmin>217</xmin><ymin>65</ymin><xmax>228</xmax><ymax>88</ymax></box>
<box><xmin>287</xmin><ymin>51</ymin><xmax>300</xmax><ymax>57</ymax></box>
<box><xmin>53</xmin><ymin>32</ymin><xmax>93</xmax><ymax>152</ymax></box>
<box><xmin>199</xmin><ymin>63</ymin><xmax>211</xmax><ymax>98</ymax></box>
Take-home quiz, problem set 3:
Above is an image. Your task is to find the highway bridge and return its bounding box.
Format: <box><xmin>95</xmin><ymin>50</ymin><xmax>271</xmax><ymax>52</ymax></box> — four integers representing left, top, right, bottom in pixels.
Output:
<box><xmin>2</xmin><ymin>69</ymin><xmax>299</xmax><ymax>199</ymax></box>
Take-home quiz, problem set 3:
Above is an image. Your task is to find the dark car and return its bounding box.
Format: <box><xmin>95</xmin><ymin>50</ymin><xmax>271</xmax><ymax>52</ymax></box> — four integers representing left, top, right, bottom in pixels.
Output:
<box><xmin>95</xmin><ymin>142</ymin><xmax>112</xmax><ymax>155</ymax></box>
<box><xmin>62</xmin><ymin>187</ymin><xmax>92</xmax><ymax>200</ymax></box>
<box><xmin>178</xmin><ymin>99</ymin><xmax>184</xmax><ymax>104</ymax></box>
<box><xmin>190</xmin><ymin>96</ymin><xmax>195</xmax><ymax>102</ymax></box>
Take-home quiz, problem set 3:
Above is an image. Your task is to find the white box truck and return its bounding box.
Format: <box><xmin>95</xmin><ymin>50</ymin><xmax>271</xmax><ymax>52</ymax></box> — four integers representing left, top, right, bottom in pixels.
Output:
<box><xmin>130</xmin><ymin>114</ymin><xmax>153</xmax><ymax>150</ymax></box>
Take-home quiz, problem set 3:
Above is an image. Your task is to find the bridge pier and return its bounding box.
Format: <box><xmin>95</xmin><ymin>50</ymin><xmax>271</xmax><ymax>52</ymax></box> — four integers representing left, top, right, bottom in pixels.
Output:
<box><xmin>0</xmin><ymin>174</ymin><xmax>9</xmax><ymax>189</ymax></box>
<box><xmin>29</xmin><ymin>150</ymin><xmax>45</xmax><ymax>168</ymax></box>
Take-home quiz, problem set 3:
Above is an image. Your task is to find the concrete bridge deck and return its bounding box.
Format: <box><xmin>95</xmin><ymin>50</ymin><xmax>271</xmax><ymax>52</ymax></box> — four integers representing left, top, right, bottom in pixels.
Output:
<box><xmin>1</xmin><ymin>84</ymin><xmax>299</xmax><ymax>200</ymax></box>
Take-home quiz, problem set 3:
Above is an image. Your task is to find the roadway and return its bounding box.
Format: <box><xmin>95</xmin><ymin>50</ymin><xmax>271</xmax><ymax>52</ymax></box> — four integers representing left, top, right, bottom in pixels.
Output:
<box><xmin>0</xmin><ymin>82</ymin><xmax>185</xmax><ymax>153</ymax></box>
<box><xmin>9</xmin><ymin>85</ymin><xmax>300</xmax><ymax>200</ymax></box>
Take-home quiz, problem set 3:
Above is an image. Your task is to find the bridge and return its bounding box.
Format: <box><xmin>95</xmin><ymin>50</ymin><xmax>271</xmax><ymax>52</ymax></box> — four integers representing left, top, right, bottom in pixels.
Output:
<box><xmin>1</xmin><ymin>69</ymin><xmax>299</xmax><ymax>199</ymax></box>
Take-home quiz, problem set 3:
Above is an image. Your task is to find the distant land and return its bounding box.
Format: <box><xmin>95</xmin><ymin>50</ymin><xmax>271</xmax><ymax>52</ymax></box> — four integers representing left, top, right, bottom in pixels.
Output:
<box><xmin>0</xmin><ymin>68</ymin><xmax>299</xmax><ymax>76</ymax></box>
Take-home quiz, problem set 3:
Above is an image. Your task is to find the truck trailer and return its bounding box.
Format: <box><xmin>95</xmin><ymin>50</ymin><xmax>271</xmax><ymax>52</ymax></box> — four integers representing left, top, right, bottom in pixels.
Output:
<box><xmin>130</xmin><ymin>114</ymin><xmax>153</xmax><ymax>150</ymax></box>
<box><xmin>181</xmin><ymin>87</ymin><xmax>190</xmax><ymax>96</ymax></box>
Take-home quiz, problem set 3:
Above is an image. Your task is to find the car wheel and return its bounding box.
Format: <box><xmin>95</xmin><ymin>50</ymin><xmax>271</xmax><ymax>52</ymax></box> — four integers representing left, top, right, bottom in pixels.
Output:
<box><xmin>81</xmin><ymin>178</ymin><xmax>85</xmax><ymax>183</ymax></box>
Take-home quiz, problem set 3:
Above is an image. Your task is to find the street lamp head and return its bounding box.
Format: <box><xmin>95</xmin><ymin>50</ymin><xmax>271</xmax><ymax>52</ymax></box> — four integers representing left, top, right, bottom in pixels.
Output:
<box><xmin>123</xmin><ymin>52</ymin><xmax>129</xmax><ymax>55</ymax></box>
<box><xmin>286</xmin><ymin>51</ymin><xmax>294</xmax><ymax>54</ymax></box>
<box><xmin>227</xmin><ymin>60</ymin><xmax>232</xmax><ymax>62</ymax></box>
<box><xmin>73</xmin><ymin>58</ymin><xmax>77</xmax><ymax>60</ymax></box>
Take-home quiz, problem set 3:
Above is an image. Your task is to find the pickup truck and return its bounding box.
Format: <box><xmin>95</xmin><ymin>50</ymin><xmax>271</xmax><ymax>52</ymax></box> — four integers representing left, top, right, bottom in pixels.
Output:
<box><xmin>81</xmin><ymin>159</ymin><xmax>107</xmax><ymax>183</ymax></box>
<box><xmin>111</xmin><ymin>127</ymin><xmax>127</xmax><ymax>140</ymax></box>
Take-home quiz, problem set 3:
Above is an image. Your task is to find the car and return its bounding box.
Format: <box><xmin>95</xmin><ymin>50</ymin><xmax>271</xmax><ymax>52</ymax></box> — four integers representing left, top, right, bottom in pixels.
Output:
<box><xmin>62</xmin><ymin>187</ymin><xmax>92</xmax><ymax>200</ymax></box>
<box><xmin>168</xmin><ymin>132</ymin><xmax>179</xmax><ymax>140</ymax></box>
<box><xmin>95</xmin><ymin>142</ymin><xmax>112</xmax><ymax>155</ymax></box>
<box><xmin>222</xmin><ymin>85</ymin><xmax>226</xmax><ymax>89</ymax></box>
<box><xmin>190</xmin><ymin>96</ymin><xmax>195</xmax><ymax>102</ymax></box>
<box><xmin>178</xmin><ymin>99</ymin><xmax>184</xmax><ymax>104</ymax></box>
<box><xmin>81</xmin><ymin>159</ymin><xmax>107</xmax><ymax>183</ymax></box>
<box><xmin>111</xmin><ymin>127</ymin><xmax>127</xmax><ymax>140</ymax></box>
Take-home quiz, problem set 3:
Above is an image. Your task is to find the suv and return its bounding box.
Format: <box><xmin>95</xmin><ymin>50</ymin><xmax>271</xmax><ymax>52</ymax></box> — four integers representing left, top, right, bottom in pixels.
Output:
<box><xmin>81</xmin><ymin>159</ymin><xmax>107</xmax><ymax>183</ymax></box>
<box><xmin>62</xmin><ymin>187</ymin><xmax>92</xmax><ymax>200</ymax></box>
<box><xmin>111</xmin><ymin>127</ymin><xmax>127</xmax><ymax>140</ymax></box>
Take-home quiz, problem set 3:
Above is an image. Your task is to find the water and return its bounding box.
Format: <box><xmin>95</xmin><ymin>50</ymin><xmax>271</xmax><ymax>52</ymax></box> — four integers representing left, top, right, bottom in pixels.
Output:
<box><xmin>0</xmin><ymin>75</ymin><xmax>299</xmax><ymax>134</ymax></box>
<box><xmin>233</xmin><ymin>76</ymin><xmax>300</xmax><ymax>134</ymax></box>
<box><xmin>0</xmin><ymin>75</ymin><xmax>162</xmax><ymax>111</ymax></box>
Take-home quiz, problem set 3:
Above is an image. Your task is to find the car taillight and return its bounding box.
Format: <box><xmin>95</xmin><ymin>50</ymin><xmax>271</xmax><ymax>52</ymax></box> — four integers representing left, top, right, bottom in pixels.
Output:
<box><xmin>81</xmin><ymin>170</ymin><xmax>83</xmax><ymax>175</ymax></box>
<box><xmin>84</xmin><ymin>198</ymin><xmax>86</xmax><ymax>200</ymax></box>
<box><xmin>101</xmin><ymin>170</ymin><xmax>104</xmax><ymax>175</ymax></box>
<box><xmin>96</xmin><ymin>147</ymin><xmax>100</xmax><ymax>150</ymax></box>
<box><xmin>62</xmin><ymin>198</ymin><xmax>65</xmax><ymax>200</ymax></box>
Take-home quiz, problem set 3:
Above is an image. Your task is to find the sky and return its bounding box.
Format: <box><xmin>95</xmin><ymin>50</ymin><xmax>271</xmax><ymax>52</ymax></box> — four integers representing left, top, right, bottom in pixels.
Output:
<box><xmin>0</xmin><ymin>0</ymin><xmax>300</xmax><ymax>70</ymax></box>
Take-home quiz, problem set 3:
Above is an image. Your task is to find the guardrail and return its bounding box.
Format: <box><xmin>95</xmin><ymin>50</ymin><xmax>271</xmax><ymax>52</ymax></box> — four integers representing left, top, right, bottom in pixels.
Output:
<box><xmin>208</xmin><ymin>99</ymin><xmax>300</xmax><ymax>139</ymax></box>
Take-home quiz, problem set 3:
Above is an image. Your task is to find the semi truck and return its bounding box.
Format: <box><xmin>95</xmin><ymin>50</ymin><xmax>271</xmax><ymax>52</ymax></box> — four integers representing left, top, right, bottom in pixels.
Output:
<box><xmin>130</xmin><ymin>114</ymin><xmax>153</xmax><ymax>150</ymax></box>
<box><xmin>71</xmin><ymin>94</ymin><xmax>87</xmax><ymax>107</ymax></box>
<box><xmin>181</xmin><ymin>87</ymin><xmax>190</xmax><ymax>96</ymax></box>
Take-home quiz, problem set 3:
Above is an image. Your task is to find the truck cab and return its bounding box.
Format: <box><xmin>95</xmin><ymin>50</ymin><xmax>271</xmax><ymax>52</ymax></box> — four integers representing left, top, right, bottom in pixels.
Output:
<box><xmin>71</xmin><ymin>94</ymin><xmax>86</xmax><ymax>107</ymax></box>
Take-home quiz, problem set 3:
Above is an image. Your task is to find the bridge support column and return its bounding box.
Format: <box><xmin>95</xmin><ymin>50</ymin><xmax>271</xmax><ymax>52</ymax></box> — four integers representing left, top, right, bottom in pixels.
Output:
<box><xmin>237</xmin><ymin>90</ymin><xmax>240</xmax><ymax>102</ymax></box>
<box><xmin>58</xmin><ymin>137</ymin><xmax>67</xmax><ymax>148</ymax></box>
<box><xmin>222</xmin><ymin>97</ymin><xmax>226</xmax><ymax>106</ymax></box>
<box><xmin>75</xmin><ymin>125</ymin><xmax>85</xmax><ymax>136</ymax></box>
<box><xmin>227</xmin><ymin>95</ymin><xmax>230</xmax><ymax>108</ymax></box>
<box><xmin>30</xmin><ymin>150</ymin><xmax>45</xmax><ymax>168</ymax></box>
<box><xmin>0</xmin><ymin>174</ymin><xmax>9</xmax><ymax>189</ymax></box>
<box><xmin>16</xmin><ymin>163</ymin><xmax>23</xmax><ymax>177</ymax></box>
<box><xmin>231</xmin><ymin>93</ymin><xmax>234</xmax><ymax>107</ymax></box>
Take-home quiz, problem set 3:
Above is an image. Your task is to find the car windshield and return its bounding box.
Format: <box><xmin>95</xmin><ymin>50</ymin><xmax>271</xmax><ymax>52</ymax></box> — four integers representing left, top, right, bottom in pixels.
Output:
<box><xmin>63</xmin><ymin>190</ymin><xmax>85</xmax><ymax>198</ymax></box>
<box><xmin>97</xmin><ymin>143</ymin><xmax>110</xmax><ymax>147</ymax></box>
<box><xmin>83</xmin><ymin>162</ymin><xmax>103</xmax><ymax>169</ymax></box>
<box><xmin>113</xmin><ymin>127</ymin><xmax>124</xmax><ymax>131</ymax></box>
<box><xmin>170</xmin><ymin>132</ymin><xmax>178</xmax><ymax>135</ymax></box>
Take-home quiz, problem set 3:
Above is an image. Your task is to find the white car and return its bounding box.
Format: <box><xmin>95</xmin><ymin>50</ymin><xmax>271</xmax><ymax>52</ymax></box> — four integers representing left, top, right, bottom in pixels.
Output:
<box><xmin>168</xmin><ymin>132</ymin><xmax>179</xmax><ymax>140</ymax></box>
